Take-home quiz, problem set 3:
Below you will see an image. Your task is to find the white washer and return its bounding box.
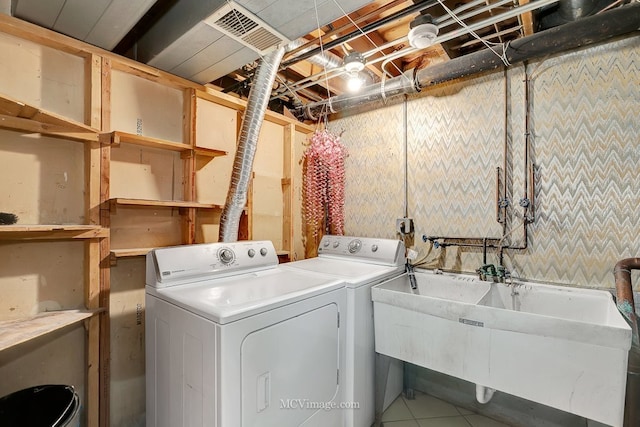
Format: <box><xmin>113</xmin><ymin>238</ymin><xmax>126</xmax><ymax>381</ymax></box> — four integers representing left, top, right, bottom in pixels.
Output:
<box><xmin>282</xmin><ymin>235</ymin><xmax>406</xmax><ymax>427</ymax></box>
<box><xmin>145</xmin><ymin>240</ymin><xmax>347</xmax><ymax>427</ymax></box>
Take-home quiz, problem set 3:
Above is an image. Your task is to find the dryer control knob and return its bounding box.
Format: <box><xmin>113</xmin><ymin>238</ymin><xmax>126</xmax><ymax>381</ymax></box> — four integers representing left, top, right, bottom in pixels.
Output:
<box><xmin>218</xmin><ymin>248</ymin><xmax>235</xmax><ymax>264</ymax></box>
<box><xmin>333</xmin><ymin>241</ymin><xmax>340</xmax><ymax>248</ymax></box>
<box><xmin>348</xmin><ymin>239</ymin><xmax>362</xmax><ymax>254</ymax></box>
<box><xmin>260</xmin><ymin>248</ymin><xmax>268</xmax><ymax>256</ymax></box>
<box><xmin>323</xmin><ymin>240</ymin><xmax>330</xmax><ymax>247</ymax></box>
<box><xmin>248</xmin><ymin>249</ymin><xmax>256</xmax><ymax>258</ymax></box>
<box><xmin>371</xmin><ymin>244</ymin><xmax>378</xmax><ymax>252</ymax></box>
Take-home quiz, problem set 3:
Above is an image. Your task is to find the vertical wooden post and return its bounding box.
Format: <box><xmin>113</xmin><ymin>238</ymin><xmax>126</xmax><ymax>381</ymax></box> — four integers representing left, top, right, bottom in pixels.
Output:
<box><xmin>282</xmin><ymin>124</ymin><xmax>295</xmax><ymax>261</ymax></box>
<box><xmin>236</xmin><ymin>110</ymin><xmax>253</xmax><ymax>241</ymax></box>
<box><xmin>99</xmin><ymin>56</ymin><xmax>112</xmax><ymax>427</ymax></box>
<box><xmin>182</xmin><ymin>88</ymin><xmax>197</xmax><ymax>244</ymax></box>
<box><xmin>84</xmin><ymin>53</ymin><xmax>102</xmax><ymax>427</ymax></box>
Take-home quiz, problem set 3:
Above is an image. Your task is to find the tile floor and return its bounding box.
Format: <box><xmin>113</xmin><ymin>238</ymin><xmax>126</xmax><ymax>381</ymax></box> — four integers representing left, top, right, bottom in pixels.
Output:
<box><xmin>381</xmin><ymin>391</ymin><xmax>513</xmax><ymax>427</ymax></box>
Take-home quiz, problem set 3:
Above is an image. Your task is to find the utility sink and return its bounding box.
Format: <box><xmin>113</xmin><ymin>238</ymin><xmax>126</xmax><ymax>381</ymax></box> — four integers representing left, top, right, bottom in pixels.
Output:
<box><xmin>372</xmin><ymin>270</ymin><xmax>631</xmax><ymax>427</ymax></box>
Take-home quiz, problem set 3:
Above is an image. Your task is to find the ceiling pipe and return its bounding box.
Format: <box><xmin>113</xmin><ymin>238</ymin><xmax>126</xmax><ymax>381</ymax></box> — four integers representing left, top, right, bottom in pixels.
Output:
<box><xmin>299</xmin><ymin>2</ymin><xmax>640</xmax><ymax>119</ymax></box>
<box><xmin>279</xmin><ymin>0</ymin><xmax>439</xmax><ymax>70</ymax></box>
<box><xmin>284</xmin><ymin>0</ymin><xmax>409</xmax><ymax>60</ymax></box>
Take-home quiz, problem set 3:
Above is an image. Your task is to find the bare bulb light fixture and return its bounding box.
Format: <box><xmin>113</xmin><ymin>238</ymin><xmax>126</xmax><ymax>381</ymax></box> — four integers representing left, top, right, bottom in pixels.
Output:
<box><xmin>343</xmin><ymin>51</ymin><xmax>366</xmax><ymax>92</ymax></box>
<box><xmin>408</xmin><ymin>14</ymin><xmax>439</xmax><ymax>49</ymax></box>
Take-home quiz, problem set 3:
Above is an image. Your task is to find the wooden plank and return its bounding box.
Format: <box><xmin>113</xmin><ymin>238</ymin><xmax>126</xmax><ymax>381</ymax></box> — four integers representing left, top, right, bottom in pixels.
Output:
<box><xmin>85</xmin><ymin>315</ymin><xmax>100</xmax><ymax>427</ymax></box>
<box><xmin>0</xmin><ymin>114</ymin><xmax>99</xmax><ymax>142</ymax></box>
<box><xmin>0</xmin><ymin>309</ymin><xmax>101</xmax><ymax>352</ymax></box>
<box><xmin>110</xmin><ymin>198</ymin><xmax>223</xmax><ymax>209</ymax></box>
<box><xmin>0</xmin><ymin>225</ymin><xmax>108</xmax><ymax>240</ymax></box>
<box><xmin>192</xmin><ymin>147</ymin><xmax>227</xmax><ymax>158</ymax></box>
<box><xmin>104</xmin><ymin>130</ymin><xmax>192</xmax><ymax>152</ymax></box>
<box><xmin>110</xmin><ymin>248</ymin><xmax>154</xmax><ymax>258</ymax></box>
<box><xmin>99</xmin><ymin>56</ymin><xmax>112</xmax><ymax>427</ymax></box>
<box><xmin>0</xmin><ymin>92</ymin><xmax>96</xmax><ymax>132</ymax></box>
<box><xmin>282</xmin><ymin>124</ymin><xmax>295</xmax><ymax>262</ymax></box>
<box><xmin>85</xmin><ymin>54</ymin><xmax>102</xmax><ymax>129</ymax></box>
<box><xmin>518</xmin><ymin>0</ymin><xmax>535</xmax><ymax>36</ymax></box>
<box><xmin>85</xmin><ymin>52</ymin><xmax>102</xmax><ymax>427</ymax></box>
<box><xmin>183</xmin><ymin>88</ymin><xmax>197</xmax><ymax>245</ymax></box>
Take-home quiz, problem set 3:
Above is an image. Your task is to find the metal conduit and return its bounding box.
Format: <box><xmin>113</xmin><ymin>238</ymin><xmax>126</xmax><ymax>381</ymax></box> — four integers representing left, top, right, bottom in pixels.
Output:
<box><xmin>299</xmin><ymin>2</ymin><xmax>640</xmax><ymax>119</ymax></box>
<box><xmin>279</xmin><ymin>0</ymin><xmax>439</xmax><ymax>69</ymax></box>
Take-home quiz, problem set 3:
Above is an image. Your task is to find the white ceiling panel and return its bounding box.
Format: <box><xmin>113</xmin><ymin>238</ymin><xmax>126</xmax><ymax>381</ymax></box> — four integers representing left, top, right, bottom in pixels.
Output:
<box><xmin>12</xmin><ymin>0</ymin><xmax>157</xmax><ymax>50</ymax></box>
<box><xmin>52</xmin><ymin>0</ymin><xmax>111</xmax><ymax>41</ymax></box>
<box><xmin>85</xmin><ymin>0</ymin><xmax>158</xmax><ymax>50</ymax></box>
<box><xmin>12</xmin><ymin>0</ymin><xmax>66</xmax><ymax>28</ymax></box>
<box><xmin>170</xmin><ymin>30</ymin><xmax>246</xmax><ymax>77</ymax></box>
<box><xmin>191</xmin><ymin>48</ymin><xmax>259</xmax><ymax>83</ymax></box>
<box><xmin>147</xmin><ymin>23</ymin><xmax>224</xmax><ymax>71</ymax></box>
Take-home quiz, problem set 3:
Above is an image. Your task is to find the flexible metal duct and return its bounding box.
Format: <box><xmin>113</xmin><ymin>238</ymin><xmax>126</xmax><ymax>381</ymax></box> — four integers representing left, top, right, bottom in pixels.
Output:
<box><xmin>288</xmin><ymin>38</ymin><xmax>343</xmax><ymax>70</ymax></box>
<box><xmin>219</xmin><ymin>46</ymin><xmax>286</xmax><ymax>242</ymax></box>
<box><xmin>299</xmin><ymin>2</ymin><xmax>640</xmax><ymax>119</ymax></box>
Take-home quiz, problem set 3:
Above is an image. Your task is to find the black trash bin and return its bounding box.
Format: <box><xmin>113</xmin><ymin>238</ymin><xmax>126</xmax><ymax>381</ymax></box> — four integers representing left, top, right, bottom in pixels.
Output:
<box><xmin>0</xmin><ymin>385</ymin><xmax>79</xmax><ymax>427</ymax></box>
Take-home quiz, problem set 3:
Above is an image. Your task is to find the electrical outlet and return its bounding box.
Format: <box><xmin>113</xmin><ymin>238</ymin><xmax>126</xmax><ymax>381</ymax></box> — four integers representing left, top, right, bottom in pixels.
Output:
<box><xmin>396</xmin><ymin>217</ymin><xmax>414</xmax><ymax>235</ymax></box>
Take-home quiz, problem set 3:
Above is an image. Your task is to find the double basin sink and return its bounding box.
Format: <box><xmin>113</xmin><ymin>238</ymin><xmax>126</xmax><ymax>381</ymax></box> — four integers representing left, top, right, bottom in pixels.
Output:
<box><xmin>372</xmin><ymin>270</ymin><xmax>631</xmax><ymax>427</ymax></box>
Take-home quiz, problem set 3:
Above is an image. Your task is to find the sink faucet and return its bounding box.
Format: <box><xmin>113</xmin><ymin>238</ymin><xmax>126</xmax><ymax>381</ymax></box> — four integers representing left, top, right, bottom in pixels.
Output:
<box><xmin>406</xmin><ymin>262</ymin><xmax>417</xmax><ymax>290</ymax></box>
<box><xmin>476</xmin><ymin>264</ymin><xmax>510</xmax><ymax>282</ymax></box>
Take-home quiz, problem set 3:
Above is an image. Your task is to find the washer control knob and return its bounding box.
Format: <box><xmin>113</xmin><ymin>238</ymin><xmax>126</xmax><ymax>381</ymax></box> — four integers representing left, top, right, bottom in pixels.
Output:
<box><xmin>371</xmin><ymin>244</ymin><xmax>378</xmax><ymax>252</ymax></box>
<box><xmin>260</xmin><ymin>247</ymin><xmax>268</xmax><ymax>256</ymax></box>
<box><xmin>323</xmin><ymin>240</ymin><xmax>330</xmax><ymax>247</ymax></box>
<box><xmin>333</xmin><ymin>241</ymin><xmax>340</xmax><ymax>248</ymax></box>
<box><xmin>218</xmin><ymin>248</ymin><xmax>235</xmax><ymax>264</ymax></box>
<box><xmin>348</xmin><ymin>239</ymin><xmax>362</xmax><ymax>254</ymax></box>
<box><xmin>248</xmin><ymin>249</ymin><xmax>256</xmax><ymax>258</ymax></box>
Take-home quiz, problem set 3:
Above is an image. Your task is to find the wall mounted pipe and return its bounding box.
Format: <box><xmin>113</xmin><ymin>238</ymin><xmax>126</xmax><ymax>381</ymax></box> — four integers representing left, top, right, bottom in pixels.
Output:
<box><xmin>219</xmin><ymin>47</ymin><xmax>285</xmax><ymax>242</ymax></box>
<box><xmin>613</xmin><ymin>258</ymin><xmax>640</xmax><ymax>427</ymax></box>
<box><xmin>300</xmin><ymin>2</ymin><xmax>640</xmax><ymax>120</ymax></box>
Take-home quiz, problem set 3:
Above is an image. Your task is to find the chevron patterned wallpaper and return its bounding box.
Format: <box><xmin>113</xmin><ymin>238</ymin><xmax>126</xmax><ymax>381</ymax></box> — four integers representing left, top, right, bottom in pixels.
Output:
<box><xmin>332</xmin><ymin>36</ymin><xmax>640</xmax><ymax>290</ymax></box>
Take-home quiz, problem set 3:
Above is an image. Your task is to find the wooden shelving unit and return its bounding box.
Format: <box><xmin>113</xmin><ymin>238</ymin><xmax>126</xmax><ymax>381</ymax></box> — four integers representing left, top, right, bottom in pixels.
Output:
<box><xmin>0</xmin><ymin>225</ymin><xmax>108</xmax><ymax>240</ymax></box>
<box><xmin>0</xmin><ymin>92</ymin><xmax>98</xmax><ymax>142</ymax></box>
<box><xmin>109</xmin><ymin>198</ymin><xmax>223</xmax><ymax>210</ymax></box>
<box><xmin>0</xmin><ymin>309</ymin><xmax>102</xmax><ymax>352</ymax></box>
<box><xmin>101</xmin><ymin>130</ymin><xmax>226</xmax><ymax>158</ymax></box>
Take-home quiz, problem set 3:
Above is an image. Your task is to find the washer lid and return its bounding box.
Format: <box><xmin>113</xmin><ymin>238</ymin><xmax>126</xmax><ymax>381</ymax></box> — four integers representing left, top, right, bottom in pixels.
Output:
<box><xmin>146</xmin><ymin>267</ymin><xmax>345</xmax><ymax>324</ymax></box>
<box><xmin>283</xmin><ymin>257</ymin><xmax>404</xmax><ymax>287</ymax></box>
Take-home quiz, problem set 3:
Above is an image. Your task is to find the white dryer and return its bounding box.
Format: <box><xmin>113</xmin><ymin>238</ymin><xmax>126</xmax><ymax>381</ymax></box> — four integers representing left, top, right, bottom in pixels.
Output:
<box><xmin>145</xmin><ymin>240</ymin><xmax>347</xmax><ymax>427</ymax></box>
<box><xmin>282</xmin><ymin>235</ymin><xmax>406</xmax><ymax>427</ymax></box>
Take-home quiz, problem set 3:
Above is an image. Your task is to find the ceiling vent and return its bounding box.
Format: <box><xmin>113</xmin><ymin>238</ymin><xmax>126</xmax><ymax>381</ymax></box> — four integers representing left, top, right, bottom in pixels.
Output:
<box><xmin>203</xmin><ymin>2</ymin><xmax>289</xmax><ymax>55</ymax></box>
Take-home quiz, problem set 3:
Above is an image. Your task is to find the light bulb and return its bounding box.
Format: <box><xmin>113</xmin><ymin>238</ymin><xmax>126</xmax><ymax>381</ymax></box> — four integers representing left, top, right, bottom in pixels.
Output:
<box><xmin>347</xmin><ymin>72</ymin><xmax>364</xmax><ymax>92</ymax></box>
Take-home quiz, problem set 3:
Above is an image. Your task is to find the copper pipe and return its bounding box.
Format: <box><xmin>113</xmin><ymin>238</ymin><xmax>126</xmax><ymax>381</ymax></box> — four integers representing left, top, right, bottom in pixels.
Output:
<box><xmin>614</xmin><ymin>258</ymin><xmax>640</xmax><ymax>311</ymax></box>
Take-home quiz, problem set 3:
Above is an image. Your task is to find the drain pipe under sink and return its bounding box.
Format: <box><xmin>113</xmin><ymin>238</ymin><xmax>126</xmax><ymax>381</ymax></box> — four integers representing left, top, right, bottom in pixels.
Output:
<box><xmin>613</xmin><ymin>257</ymin><xmax>640</xmax><ymax>427</ymax></box>
<box><xmin>476</xmin><ymin>384</ymin><xmax>496</xmax><ymax>404</ymax></box>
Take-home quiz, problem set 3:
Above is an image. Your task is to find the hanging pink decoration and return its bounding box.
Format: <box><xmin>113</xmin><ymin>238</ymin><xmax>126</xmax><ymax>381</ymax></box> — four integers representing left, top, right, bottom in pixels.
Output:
<box><xmin>302</xmin><ymin>129</ymin><xmax>348</xmax><ymax>237</ymax></box>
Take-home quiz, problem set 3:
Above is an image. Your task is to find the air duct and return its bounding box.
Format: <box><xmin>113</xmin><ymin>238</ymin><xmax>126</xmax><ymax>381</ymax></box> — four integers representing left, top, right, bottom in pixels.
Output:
<box><xmin>299</xmin><ymin>2</ymin><xmax>640</xmax><ymax>119</ymax></box>
<box><xmin>219</xmin><ymin>46</ymin><xmax>285</xmax><ymax>242</ymax></box>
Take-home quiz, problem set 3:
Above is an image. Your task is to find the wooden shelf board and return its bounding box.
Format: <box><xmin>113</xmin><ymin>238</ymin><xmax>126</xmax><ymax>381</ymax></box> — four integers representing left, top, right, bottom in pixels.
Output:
<box><xmin>110</xmin><ymin>198</ymin><xmax>223</xmax><ymax>210</ymax></box>
<box><xmin>0</xmin><ymin>93</ymin><xmax>96</xmax><ymax>136</ymax></box>
<box><xmin>0</xmin><ymin>224</ymin><xmax>108</xmax><ymax>240</ymax></box>
<box><xmin>193</xmin><ymin>146</ymin><xmax>227</xmax><ymax>158</ymax></box>
<box><xmin>102</xmin><ymin>131</ymin><xmax>191</xmax><ymax>152</ymax></box>
<box><xmin>110</xmin><ymin>247</ymin><xmax>154</xmax><ymax>258</ymax></box>
<box><xmin>0</xmin><ymin>114</ymin><xmax>98</xmax><ymax>142</ymax></box>
<box><xmin>0</xmin><ymin>309</ymin><xmax>101</xmax><ymax>352</ymax></box>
